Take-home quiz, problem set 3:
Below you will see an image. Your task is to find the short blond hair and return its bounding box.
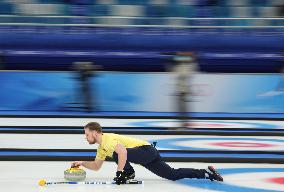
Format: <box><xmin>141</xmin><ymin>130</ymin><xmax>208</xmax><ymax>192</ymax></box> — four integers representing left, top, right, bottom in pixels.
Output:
<box><xmin>84</xmin><ymin>122</ymin><xmax>102</xmax><ymax>133</ymax></box>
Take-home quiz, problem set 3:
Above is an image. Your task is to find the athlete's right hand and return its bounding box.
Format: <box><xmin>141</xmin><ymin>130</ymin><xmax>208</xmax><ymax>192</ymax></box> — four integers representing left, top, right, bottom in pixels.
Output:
<box><xmin>71</xmin><ymin>161</ymin><xmax>83</xmax><ymax>168</ymax></box>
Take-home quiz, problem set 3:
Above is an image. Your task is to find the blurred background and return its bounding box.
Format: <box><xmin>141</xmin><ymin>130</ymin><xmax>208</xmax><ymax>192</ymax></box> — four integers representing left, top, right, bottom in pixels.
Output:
<box><xmin>0</xmin><ymin>0</ymin><xmax>283</xmax><ymax>117</ymax></box>
<box><xmin>1</xmin><ymin>1</ymin><xmax>284</xmax><ymax>192</ymax></box>
<box><xmin>0</xmin><ymin>0</ymin><xmax>284</xmax><ymax>118</ymax></box>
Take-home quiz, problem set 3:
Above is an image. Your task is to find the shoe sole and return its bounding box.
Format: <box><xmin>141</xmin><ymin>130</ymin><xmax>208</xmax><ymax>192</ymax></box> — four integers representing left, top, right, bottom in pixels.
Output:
<box><xmin>127</xmin><ymin>173</ymin><xmax>135</xmax><ymax>180</ymax></box>
<box><xmin>208</xmin><ymin>166</ymin><xmax>223</xmax><ymax>182</ymax></box>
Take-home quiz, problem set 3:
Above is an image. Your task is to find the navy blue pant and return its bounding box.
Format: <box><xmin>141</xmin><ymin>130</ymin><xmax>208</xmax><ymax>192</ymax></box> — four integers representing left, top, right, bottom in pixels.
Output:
<box><xmin>112</xmin><ymin>145</ymin><xmax>206</xmax><ymax>181</ymax></box>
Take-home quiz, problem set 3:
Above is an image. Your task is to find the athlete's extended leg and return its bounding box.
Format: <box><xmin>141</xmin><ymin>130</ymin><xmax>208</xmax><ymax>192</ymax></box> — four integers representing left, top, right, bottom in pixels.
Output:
<box><xmin>143</xmin><ymin>154</ymin><xmax>207</xmax><ymax>181</ymax></box>
<box><xmin>126</xmin><ymin>145</ymin><xmax>222</xmax><ymax>181</ymax></box>
<box><xmin>115</xmin><ymin>145</ymin><xmax>223</xmax><ymax>182</ymax></box>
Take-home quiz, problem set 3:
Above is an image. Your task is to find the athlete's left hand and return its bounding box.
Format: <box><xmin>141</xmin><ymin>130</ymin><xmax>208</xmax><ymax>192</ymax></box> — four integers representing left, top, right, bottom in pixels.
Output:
<box><xmin>115</xmin><ymin>171</ymin><xmax>127</xmax><ymax>185</ymax></box>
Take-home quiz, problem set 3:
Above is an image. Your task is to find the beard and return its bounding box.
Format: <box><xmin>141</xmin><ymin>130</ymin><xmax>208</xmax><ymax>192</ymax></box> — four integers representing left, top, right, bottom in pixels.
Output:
<box><xmin>88</xmin><ymin>138</ymin><xmax>96</xmax><ymax>144</ymax></box>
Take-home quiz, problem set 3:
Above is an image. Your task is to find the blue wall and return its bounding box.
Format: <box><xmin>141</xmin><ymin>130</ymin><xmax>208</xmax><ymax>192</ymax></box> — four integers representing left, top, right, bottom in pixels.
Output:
<box><xmin>1</xmin><ymin>71</ymin><xmax>284</xmax><ymax>113</ymax></box>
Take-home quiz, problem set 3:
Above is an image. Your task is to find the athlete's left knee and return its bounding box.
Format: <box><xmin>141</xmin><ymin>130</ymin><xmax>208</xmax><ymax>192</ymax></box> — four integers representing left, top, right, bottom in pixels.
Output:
<box><xmin>112</xmin><ymin>152</ymin><xmax>118</xmax><ymax>162</ymax></box>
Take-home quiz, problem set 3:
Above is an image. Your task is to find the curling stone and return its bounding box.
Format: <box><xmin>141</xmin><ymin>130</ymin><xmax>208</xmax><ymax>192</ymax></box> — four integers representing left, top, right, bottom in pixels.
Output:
<box><xmin>64</xmin><ymin>166</ymin><xmax>86</xmax><ymax>181</ymax></box>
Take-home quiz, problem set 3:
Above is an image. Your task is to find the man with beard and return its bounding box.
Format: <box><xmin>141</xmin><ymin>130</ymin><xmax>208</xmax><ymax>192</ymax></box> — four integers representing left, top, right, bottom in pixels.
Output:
<box><xmin>72</xmin><ymin>122</ymin><xmax>223</xmax><ymax>185</ymax></box>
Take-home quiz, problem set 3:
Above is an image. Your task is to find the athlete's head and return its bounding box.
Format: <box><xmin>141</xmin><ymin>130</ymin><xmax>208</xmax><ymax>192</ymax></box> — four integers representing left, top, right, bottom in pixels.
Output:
<box><xmin>84</xmin><ymin>122</ymin><xmax>102</xmax><ymax>144</ymax></box>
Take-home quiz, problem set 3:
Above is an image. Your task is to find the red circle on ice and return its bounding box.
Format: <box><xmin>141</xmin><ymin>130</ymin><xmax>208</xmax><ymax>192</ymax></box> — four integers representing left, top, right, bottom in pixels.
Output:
<box><xmin>266</xmin><ymin>177</ymin><xmax>284</xmax><ymax>185</ymax></box>
<box><xmin>210</xmin><ymin>142</ymin><xmax>276</xmax><ymax>148</ymax></box>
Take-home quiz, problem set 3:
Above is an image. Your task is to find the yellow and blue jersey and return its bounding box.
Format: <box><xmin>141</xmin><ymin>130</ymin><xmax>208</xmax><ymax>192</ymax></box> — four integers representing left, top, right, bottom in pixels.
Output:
<box><xmin>96</xmin><ymin>133</ymin><xmax>150</xmax><ymax>160</ymax></box>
